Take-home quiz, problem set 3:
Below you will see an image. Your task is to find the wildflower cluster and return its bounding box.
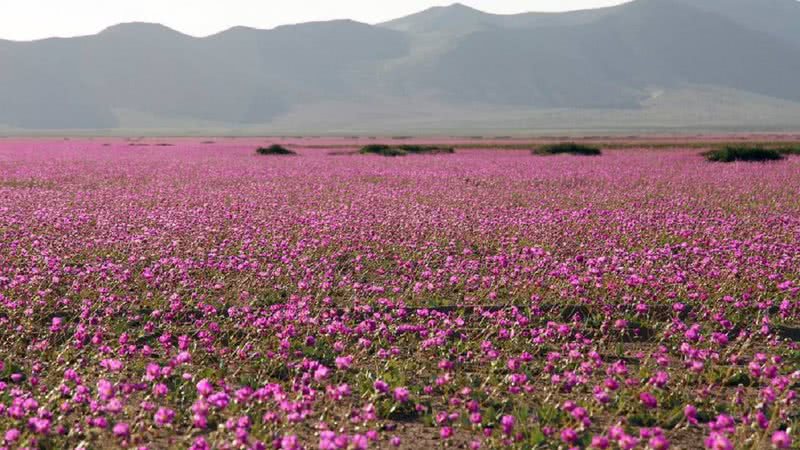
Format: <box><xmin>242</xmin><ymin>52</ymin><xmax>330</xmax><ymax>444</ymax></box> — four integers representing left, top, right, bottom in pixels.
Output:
<box><xmin>0</xmin><ymin>139</ymin><xmax>798</xmax><ymax>449</ymax></box>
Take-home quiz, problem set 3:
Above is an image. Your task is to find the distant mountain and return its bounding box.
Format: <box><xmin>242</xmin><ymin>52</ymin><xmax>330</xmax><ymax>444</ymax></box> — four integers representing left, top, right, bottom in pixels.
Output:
<box><xmin>381</xmin><ymin>2</ymin><xmax>612</xmax><ymax>35</ymax></box>
<box><xmin>1</xmin><ymin>0</ymin><xmax>800</xmax><ymax>133</ymax></box>
<box><xmin>674</xmin><ymin>0</ymin><xmax>800</xmax><ymax>46</ymax></box>
<box><xmin>404</xmin><ymin>0</ymin><xmax>800</xmax><ymax>108</ymax></box>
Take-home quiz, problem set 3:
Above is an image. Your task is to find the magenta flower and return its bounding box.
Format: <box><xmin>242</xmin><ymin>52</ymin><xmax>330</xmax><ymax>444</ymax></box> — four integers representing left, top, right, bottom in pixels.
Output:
<box><xmin>639</xmin><ymin>392</ymin><xmax>658</xmax><ymax>409</ymax></box>
<box><xmin>771</xmin><ymin>431</ymin><xmax>792</xmax><ymax>449</ymax></box>
<box><xmin>649</xmin><ymin>435</ymin><xmax>670</xmax><ymax>450</ymax></box>
<box><xmin>561</xmin><ymin>427</ymin><xmax>578</xmax><ymax>444</ymax></box>
<box><xmin>196</xmin><ymin>379</ymin><xmax>213</xmax><ymax>396</ymax></box>
<box><xmin>373</xmin><ymin>379</ymin><xmax>389</xmax><ymax>393</ymax></box>
<box><xmin>500</xmin><ymin>415</ymin><xmax>515</xmax><ymax>435</ymax></box>
<box><xmin>154</xmin><ymin>407</ymin><xmax>175</xmax><ymax>427</ymax></box>
<box><xmin>590</xmin><ymin>435</ymin><xmax>609</xmax><ymax>449</ymax></box>
<box><xmin>393</xmin><ymin>387</ymin><xmax>410</xmax><ymax>403</ymax></box>
<box><xmin>685</xmin><ymin>405</ymin><xmax>698</xmax><ymax>425</ymax></box>
<box><xmin>335</xmin><ymin>355</ymin><xmax>353</xmax><ymax>370</ymax></box>
<box><xmin>4</xmin><ymin>428</ymin><xmax>20</xmax><ymax>443</ymax></box>
<box><xmin>705</xmin><ymin>433</ymin><xmax>733</xmax><ymax>450</ymax></box>
<box><xmin>112</xmin><ymin>422</ymin><xmax>130</xmax><ymax>438</ymax></box>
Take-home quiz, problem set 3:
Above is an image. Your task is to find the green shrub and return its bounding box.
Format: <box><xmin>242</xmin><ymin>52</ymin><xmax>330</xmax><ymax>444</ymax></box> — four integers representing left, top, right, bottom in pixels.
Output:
<box><xmin>396</xmin><ymin>145</ymin><xmax>455</xmax><ymax>154</ymax></box>
<box><xmin>703</xmin><ymin>146</ymin><xmax>784</xmax><ymax>162</ymax></box>
<box><xmin>256</xmin><ymin>144</ymin><xmax>296</xmax><ymax>156</ymax></box>
<box><xmin>776</xmin><ymin>145</ymin><xmax>800</xmax><ymax>156</ymax></box>
<box><xmin>360</xmin><ymin>145</ymin><xmax>407</xmax><ymax>157</ymax></box>
<box><xmin>533</xmin><ymin>143</ymin><xmax>602</xmax><ymax>156</ymax></box>
<box><xmin>360</xmin><ymin>144</ymin><xmax>455</xmax><ymax>157</ymax></box>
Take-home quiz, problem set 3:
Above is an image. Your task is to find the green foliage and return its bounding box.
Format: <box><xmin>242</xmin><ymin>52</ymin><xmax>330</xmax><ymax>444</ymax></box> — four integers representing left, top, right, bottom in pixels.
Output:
<box><xmin>703</xmin><ymin>145</ymin><xmax>784</xmax><ymax>162</ymax></box>
<box><xmin>359</xmin><ymin>144</ymin><xmax>455</xmax><ymax>157</ymax></box>
<box><xmin>776</xmin><ymin>145</ymin><xmax>800</xmax><ymax>155</ymax></box>
<box><xmin>256</xmin><ymin>144</ymin><xmax>296</xmax><ymax>156</ymax></box>
<box><xmin>533</xmin><ymin>142</ymin><xmax>602</xmax><ymax>156</ymax></box>
<box><xmin>360</xmin><ymin>145</ymin><xmax>407</xmax><ymax>157</ymax></box>
<box><xmin>396</xmin><ymin>145</ymin><xmax>455</xmax><ymax>154</ymax></box>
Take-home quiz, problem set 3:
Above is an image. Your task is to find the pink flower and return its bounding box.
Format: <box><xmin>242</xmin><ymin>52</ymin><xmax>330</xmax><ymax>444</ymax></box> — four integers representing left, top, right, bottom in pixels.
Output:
<box><xmin>280</xmin><ymin>434</ymin><xmax>301</xmax><ymax>450</ymax></box>
<box><xmin>196</xmin><ymin>379</ymin><xmax>213</xmax><ymax>396</ymax></box>
<box><xmin>685</xmin><ymin>405</ymin><xmax>698</xmax><ymax>425</ymax></box>
<box><xmin>313</xmin><ymin>366</ymin><xmax>330</xmax><ymax>381</ymax></box>
<box><xmin>393</xmin><ymin>387</ymin><xmax>410</xmax><ymax>403</ymax></box>
<box><xmin>335</xmin><ymin>355</ymin><xmax>353</xmax><ymax>370</ymax></box>
<box><xmin>175</xmin><ymin>351</ymin><xmax>192</xmax><ymax>364</ymax></box>
<box><xmin>113</xmin><ymin>422</ymin><xmax>130</xmax><ymax>438</ymax></box>
<box><xmin>154</xmin><ymin>407</ymin><xmax>175</xmax><ymax>427</ymax></box>
<box><xmin>373</xmin><ymin>380</ymin><xmax>389</xmax><ymax>393</ymax></box>
<box><xmin>639</xmin><ymin>392</ymin><xmax>658</xmax><ymax>409</ymax></box>
<box><xmin>771</xmin><ymin>431</ymin><xmax>792</xmax><ymax>449</ymax></box>
<box><xmin>649</xmin><ymin>435</ymin><xmax>670</xmax><ymax>450</ymax></box>
<box><xmin>561</xmin><ymin>428</ymin><xmax>578</xmax><ymax>444</ymax></box>
<box><xmin>705</xmin><ymin>433</ymin><xmax>733</xmax><ymax>450</ymax></box>
<box><xmin>500</xmin><ymin>415</ymin><xmax>515</xmax><ymax>435</ymax></box>
<box><xmin>590</xmin><ymin>435</ymin><xmax>609</xmax><ymax>449</ymax></box>
<box><xmin>4</xmin><ymin>428</ymin><xmax>20</xmax><ymax>443</ymax></box>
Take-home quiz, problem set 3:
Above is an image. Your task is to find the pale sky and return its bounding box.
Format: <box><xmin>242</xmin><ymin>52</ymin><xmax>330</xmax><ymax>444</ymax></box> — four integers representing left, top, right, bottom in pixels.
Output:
<box><xmin>0</xmin><ymin>0</ymin><xmax>631</xmax><ymax>41</ymax></box>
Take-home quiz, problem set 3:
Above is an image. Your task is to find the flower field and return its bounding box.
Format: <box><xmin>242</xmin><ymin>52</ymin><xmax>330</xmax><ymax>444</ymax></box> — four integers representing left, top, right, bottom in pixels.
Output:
<box><xmin>0</xmin><ymin>138</ymin><xmax>798</xmax><ymax>449</ymax></box>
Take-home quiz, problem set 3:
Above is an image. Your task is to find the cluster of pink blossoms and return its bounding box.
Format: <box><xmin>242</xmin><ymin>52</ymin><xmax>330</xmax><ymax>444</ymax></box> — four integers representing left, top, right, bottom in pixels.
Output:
<box><xmin>0</xmin><ymin>138</ymin><xmax>798</xmax><ymax>449</ymax></box>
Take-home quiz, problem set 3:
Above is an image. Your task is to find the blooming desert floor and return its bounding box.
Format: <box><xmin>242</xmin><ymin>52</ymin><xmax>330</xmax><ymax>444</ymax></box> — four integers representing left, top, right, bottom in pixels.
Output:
<box><xmin>0</xmin><ymin>138</ymin><xmax>798</xmax><ymax>449</ymax></box>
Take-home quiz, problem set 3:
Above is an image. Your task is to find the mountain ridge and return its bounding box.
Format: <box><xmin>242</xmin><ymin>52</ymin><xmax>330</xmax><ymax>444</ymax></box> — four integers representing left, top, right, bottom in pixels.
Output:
<box><xmin>1</xmin><ymin>0</ymin><xmax>800</xmax><ymax>133</ymax></box>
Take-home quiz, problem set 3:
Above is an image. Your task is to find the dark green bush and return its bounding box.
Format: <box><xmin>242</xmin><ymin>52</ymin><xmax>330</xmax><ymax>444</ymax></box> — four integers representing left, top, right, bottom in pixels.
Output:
<box><xmin>360</xmin><ymin>144</ymin><xmax>455</xmax><ymax>157</ymax></box>
<box><xmin>396</xmin><ymin>145</ymin><xmax>455</xmax><ymax>154</ymax></box>
<box><xmin>533</xmin><ymin>143</ymin><xmax>602</xmax><ymax>156</ymax></box>
<box><xmin>776</xmin><ymin>145</ymin><xmax>800</xmax><ymax>156</ymax></box>
<box><xmin>703</xmin><ymin>146</ymin><xmax>784</xmax><ymax>162</ymax></box>
<box><xmin>256</xmin><ymin>144</ymin><xmax>296</xmax><ymax>156</ymax></box>
<box><xmin>360</xmin><ymin>145</ymin><xmax>407</xmax><ymax>157</ymax></box>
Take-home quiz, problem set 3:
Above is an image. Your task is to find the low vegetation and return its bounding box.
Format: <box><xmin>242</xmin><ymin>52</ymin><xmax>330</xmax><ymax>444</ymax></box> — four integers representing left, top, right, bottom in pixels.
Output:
<box><xmin>256</xmin><ymin>144</ymin><xmax>296</xmax><ymax>156</ymax></box>
<box><xmin>776</xmin><ymin>144</ymin><xmax>800</xmax><ymax>155</ymax></box>
<box><xmin>397</xmin><ymin>145</ymin><xmax>455</xmax><ymax>154</ymax></box>
<box><xmin>703</xmin><ymin>145</ymin><xmax>784</xmax><ymax>162</ymax></box>
<box><xmin>360</xmin><ymin>144</ymin><xmax>454</xmax><ymax>157</ymax></box>
<box><xmin>533</xmin><ymin>142</ymin><xmax>602</xmax><ymax>156</ymax></box>
<box><xmin>360</xmin><ymin>145</ymin><xmax>408</xmax><ymax>157</ymax></box>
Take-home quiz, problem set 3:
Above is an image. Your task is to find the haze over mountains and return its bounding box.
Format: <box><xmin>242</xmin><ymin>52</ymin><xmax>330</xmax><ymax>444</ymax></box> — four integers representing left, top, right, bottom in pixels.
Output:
<box><xmin>2</xmin><ymin>0</ymin><xmax>800</xmax><ymax>134</ymax></box>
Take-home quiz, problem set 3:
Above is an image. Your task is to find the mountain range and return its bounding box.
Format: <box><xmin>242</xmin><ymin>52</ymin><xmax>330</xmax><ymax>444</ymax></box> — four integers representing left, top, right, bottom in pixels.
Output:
<box><xmin>2</xmin><ymin>0</ymin><xmax>800</xmax><ymax>134</ymax></box>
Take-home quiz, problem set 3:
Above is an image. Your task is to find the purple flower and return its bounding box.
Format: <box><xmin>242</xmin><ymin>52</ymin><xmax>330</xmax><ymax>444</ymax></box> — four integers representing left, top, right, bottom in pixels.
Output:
<box><xmin>639</xmin><ymin>392</ymin><xmax>658</xmax><ymax>409</ymax></box>
<box><xmin>112</xmin><ymin>422</ymin><xmax>130</xmax><ymax>438</ymax></box>
<box><xmin>771</xmin><ymin>431</ymin><xmax>792</xmax><ymax>449</ymax></box>
<box><xmin>4</xmin><ymin>428</ymin><xmax>21</xmax><ymax>443</ymax></box>
<box><xmin>500</xmin><ymin>415</ymin><xmax>515</xmax><ymax>435</ymax></box>
<box><xmin>561</xmin><ymin>428</ymin><xmax>578</xmax><ymax>444</ymax></box>
<box><xmin>649</xmin><ymin>435</ymin><xmax>670</xmax><ymax>450</ymax></box>
<box><xmin>705</xmin><ymin>433</ymin><xmax>733</xmax><ymax>450</ymax></box>
<box><xmin>393</xmin><ymin>387</ymin><xmax>410</xmax><ymax>403</ymax></box>
<box><xmin>196</xmin><ymin>379</ymin><xmax>213</xmax><ymax>396</ymax></box>
<box><xmin>440</xmin><ymin>427</ymin><xmax>453</xmax><ymax>439</ymax></box>
<box><xmin>373</xmin><ymin>380</ymin><xmax>389</xmax><ymax>393</ymax></box>
<box><xmin>590</xmin><ymin>435</ymin><xmax>609</xmax><ymax>449</ymax></box>
<box><xmin>154</xmin><ymin>407</ymin><xmax>175</xmax><ymax>427</ymax></box>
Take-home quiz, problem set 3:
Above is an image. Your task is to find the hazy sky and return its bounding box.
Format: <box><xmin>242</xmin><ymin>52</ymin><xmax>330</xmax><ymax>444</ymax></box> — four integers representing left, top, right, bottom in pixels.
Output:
<box><xmin>0</xmin><ymin>0</ymin><xmax>631</xmax><ymax>41</ymax></box>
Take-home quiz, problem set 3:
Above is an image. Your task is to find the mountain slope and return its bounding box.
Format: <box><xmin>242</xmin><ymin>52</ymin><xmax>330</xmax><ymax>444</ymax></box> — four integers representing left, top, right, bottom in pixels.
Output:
<box><xmin>399</xmin><ymin>0</ymin><xmax>800</xmax><ymax>108</ymax></box>
<box><xmin>0</xmin><ymin>21</ymin><xmax>408</xmax><ymax>129</ymax></box>
<box><xmin>674</xmin><ymin>0</ymin><xmax>800</xmax><ymax>46</ymax></box>
<box><xmin>1</xmin><ymin>0</ymin><xmax>800</xmax><ymax>132</ymax></box>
